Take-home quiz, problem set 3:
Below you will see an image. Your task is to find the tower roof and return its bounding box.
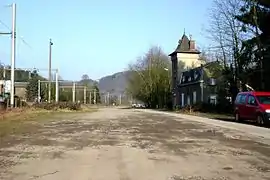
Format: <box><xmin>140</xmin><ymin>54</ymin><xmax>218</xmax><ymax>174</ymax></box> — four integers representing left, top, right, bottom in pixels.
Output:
<box><xmin>169</xmin><ymin>32</ymin><xmax>200</xmax><ymax>56</ymax></box>
<box><xmin>176</xmin><ymin>34</ymin><xmax>190</xmax><ymax>52</ymax></box>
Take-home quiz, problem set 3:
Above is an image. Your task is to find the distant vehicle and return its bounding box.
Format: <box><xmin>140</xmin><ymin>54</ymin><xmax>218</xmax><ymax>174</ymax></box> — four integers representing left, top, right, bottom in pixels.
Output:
<box><xmin>234</xmin><ymin>91</ymin><xmax>270</xmax><ymax>125</ymax></box>
<box><xmin>131</xmin><ymin>103</ymin><xmax>146</xmax><ymax>108</ymax></box>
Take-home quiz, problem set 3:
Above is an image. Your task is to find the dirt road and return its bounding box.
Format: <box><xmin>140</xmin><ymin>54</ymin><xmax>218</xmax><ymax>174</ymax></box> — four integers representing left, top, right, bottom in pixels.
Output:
<box><xmin>0</xmin><ymin>108</ymin><xmax>270</xmax><ymax>180</ymax></box>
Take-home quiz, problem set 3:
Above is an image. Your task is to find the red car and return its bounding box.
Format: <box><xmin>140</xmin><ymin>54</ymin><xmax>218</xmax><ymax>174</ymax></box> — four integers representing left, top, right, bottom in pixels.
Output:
<box><xmin>234</xmin><ymin>91</ymin><xmax>270</xmax><ymax>125</ymax></box>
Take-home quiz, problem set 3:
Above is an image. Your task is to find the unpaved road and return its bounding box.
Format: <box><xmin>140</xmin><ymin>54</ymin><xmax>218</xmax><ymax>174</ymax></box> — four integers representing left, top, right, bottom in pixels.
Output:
<box><xmin>0</xmin><ymin>108</ymin><xmax>270</xmax><ymax>180</ymax></box>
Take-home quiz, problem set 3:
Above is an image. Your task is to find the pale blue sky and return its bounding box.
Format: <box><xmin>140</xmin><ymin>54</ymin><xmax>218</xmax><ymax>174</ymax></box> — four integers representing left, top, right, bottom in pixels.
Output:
<box><xmin>0</xmin><ymin>0</ymin><xmax>212</xmax><ymax>80</ymax></box>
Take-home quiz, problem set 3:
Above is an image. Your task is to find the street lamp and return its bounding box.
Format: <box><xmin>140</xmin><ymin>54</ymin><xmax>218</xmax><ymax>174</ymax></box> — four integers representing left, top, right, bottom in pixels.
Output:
<box><xmin>48</xmin><ymin>39</ymin><xmax>53</xmax><ymax>103</ymax></box>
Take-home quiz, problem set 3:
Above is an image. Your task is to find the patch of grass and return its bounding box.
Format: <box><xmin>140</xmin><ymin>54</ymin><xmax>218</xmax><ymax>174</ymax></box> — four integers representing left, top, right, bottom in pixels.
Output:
<box><xmin>0</xmin><ymin>107</ymin><xmax>98</xmax><ymax>138</ymax></box>
<box><xmin>80</xmin><ymin>105</ymin><xmax>99</xmax><ymax>112</ymax></box>
<box><xmin>0</xmin><ymin>108</ymin><xmax>53</xmax><ymax>138</ymax></box>
<box><xmin>175</xmin><ymin>111</ymin><xmax>233</xmax><ymax>121</ymax></box>
<box><xmin>192</xmin><ymin>112</ymin><xmax>233</xmax><ymax>120</ymax></box>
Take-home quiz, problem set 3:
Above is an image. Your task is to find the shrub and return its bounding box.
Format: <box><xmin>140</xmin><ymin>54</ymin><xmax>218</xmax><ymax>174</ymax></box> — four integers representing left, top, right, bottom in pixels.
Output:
<box><xmin>58</xmin><ymin>102</ymin><xmax>81</xmax><ymax>110</ymax></box>
<box><xmin>32</xmin><ymin>102</ymin><xmax>81</xmax><ymax>111</ymax></box>
<box><xmin>3</xmin><ymin>97</ymin><xmax>29</xmax><ymax>109</ymax></box>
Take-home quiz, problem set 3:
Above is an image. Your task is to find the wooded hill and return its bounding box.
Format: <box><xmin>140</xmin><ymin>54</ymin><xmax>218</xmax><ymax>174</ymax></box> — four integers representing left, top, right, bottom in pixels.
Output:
<box><xmin>0</xmin><ymin>65</ymin><xmax>46</xmax><ymax>82</ymax></box>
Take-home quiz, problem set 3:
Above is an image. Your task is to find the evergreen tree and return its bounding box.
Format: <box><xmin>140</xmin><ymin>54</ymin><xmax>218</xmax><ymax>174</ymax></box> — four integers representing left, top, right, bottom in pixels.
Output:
<box><xmin>236</xmin><ymin>0</ymin><xmax>270</xmax><ymax>90</ymax></box>
<box><xmin>26</xmin><ymin>71</ymin><xmax>46</xmax><ymax>101</ymax></box>
<box><xmin>93</xmin><ymin>83</ymin><xmax>101</xmax><ymax>103</ymax></box>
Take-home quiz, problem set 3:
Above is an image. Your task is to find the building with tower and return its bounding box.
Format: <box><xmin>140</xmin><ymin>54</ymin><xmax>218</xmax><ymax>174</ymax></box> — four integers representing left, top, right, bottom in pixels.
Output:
<box><xmin>169</xmin><ymin>32</ymin><xmax>203</xmax><ymax>107</ymax></box>
<box><xmin>169</xmin><ymin>32</ymin><xmax>219</xmax><ymax>107</ymax></box>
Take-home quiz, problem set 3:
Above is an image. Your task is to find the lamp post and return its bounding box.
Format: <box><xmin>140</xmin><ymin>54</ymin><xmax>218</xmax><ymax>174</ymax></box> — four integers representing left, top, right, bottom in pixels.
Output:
<box><xmin>48</xmin><ymin>39</ymin><xmax>53</xmax><ymax>103</ymax></box>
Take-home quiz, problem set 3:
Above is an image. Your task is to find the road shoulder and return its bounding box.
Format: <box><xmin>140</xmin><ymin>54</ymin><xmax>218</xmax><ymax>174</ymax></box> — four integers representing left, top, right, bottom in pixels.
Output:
<box><xmin>137</xmin><ymin>109</ymin><xmax>270</xmax><ymax>142</ymax></box>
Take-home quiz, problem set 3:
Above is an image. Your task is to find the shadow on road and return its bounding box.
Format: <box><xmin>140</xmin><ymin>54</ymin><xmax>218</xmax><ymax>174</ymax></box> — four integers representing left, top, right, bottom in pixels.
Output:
<box><xmin>118</xmin><ymin>107</ymin><xmax>132</xmax><ymax>109</ymax></box>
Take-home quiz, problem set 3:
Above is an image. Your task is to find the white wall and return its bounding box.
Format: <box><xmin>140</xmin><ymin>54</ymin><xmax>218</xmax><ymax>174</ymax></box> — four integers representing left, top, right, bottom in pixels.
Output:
<box><xmin>177</xmin><ymin>53</ymin><xmax>203</xmax><ymax>68</ymax></box>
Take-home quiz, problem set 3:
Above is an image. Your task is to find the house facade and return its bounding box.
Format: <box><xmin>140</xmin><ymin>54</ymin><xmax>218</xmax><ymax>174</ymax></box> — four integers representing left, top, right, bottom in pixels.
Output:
<box><xmin>178</xmin><ymin>62</ymin><xmax>219</xmax><ymax>107</ymax></box>
<box><xmin>169</xmin><ymin>32</ymin><xmax>204</xmax><ymax>107</ymax></box>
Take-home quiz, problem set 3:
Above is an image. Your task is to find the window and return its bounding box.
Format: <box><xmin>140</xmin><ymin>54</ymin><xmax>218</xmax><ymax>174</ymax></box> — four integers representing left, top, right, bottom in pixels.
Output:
<box><xmin>239</xmin><ymin>94</ymin><xmax>247</xmax><ymax>104</ymax></box>
<box><xmin>193</xmin><ymin>91</ymin><xmax>197</xmax><ymax>104</ymax></box>
<box><xmin>187</xmin><ymin>95</ymin><xmax>190</xmax><ymax>105</ymax></box>
<box><xmin>247</xmin><ymin>95</ymin><xmax>257</xmax><ymax>105</ymax></box>
<box><xmin>236</xmin><ymin>94</ymin><xmax>247</xmax><ymax>104</ymax></box>
<box><xmin>256</xmin><ymin>95</ymin><xmax>270</xmax><ymax>105</ymax></box>
<box><xmin>209</xmin><ymin>95</ymin><xmax>217</xmax><ymax>105</ymax></box>
<box><xmin>181</xmin><ymin>93</ymin><xmax>185</xmax><ymax>107</ymax></box>
<box><xmin>235</xmin><ymin>94</ymin><xmax>241</xmax><ymax>104</ymax></box>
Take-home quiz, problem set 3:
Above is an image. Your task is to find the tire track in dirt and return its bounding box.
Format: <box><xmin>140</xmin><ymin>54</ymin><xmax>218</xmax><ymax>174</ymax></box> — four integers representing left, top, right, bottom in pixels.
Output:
<box><xmin>117</xmin><ymin>147</ymin><xmax>131</xmax><ymax>180</ymax></box>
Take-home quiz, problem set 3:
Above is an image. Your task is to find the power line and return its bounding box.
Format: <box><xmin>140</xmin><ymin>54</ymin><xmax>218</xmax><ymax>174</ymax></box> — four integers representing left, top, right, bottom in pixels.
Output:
<box><xmin>0</xmin><ymin>18</ymin><xmax>32</xmax><ymax>49</ymax></box>
<box><xmin>2</xmin><ymin>4</ymin><xmax>12</xmax><ymax>8</ymax></box>
<box><xmin>0</xmin><ymin>19</ymin><xmax>10</xmax><ymax>30</ymax></box>
<box><xmin>19</xmin><ymin>36</ymin><xmax>32</xmax><ymax>49</ymax></box>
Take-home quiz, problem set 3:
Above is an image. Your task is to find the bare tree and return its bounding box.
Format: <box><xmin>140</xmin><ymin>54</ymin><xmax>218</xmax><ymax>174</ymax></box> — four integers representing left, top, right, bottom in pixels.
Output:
<box><xmin>127</xmin><ymin>46</ymin><xmax>171</xmax><ymax>108</ymax></box>
<box><xmin>204</xmin><ymin>0</ymin><xmax>249</xmax><ymax>102</ymax></box>
<box><xmin>198</xmin><ymin>47</ymin><xmax>217</xmax><ymax>62</ymax></box>
<box><xmin>205</xmin><ymin>0</ymin><xmax>248</xmax><ymax>69</ymax></box>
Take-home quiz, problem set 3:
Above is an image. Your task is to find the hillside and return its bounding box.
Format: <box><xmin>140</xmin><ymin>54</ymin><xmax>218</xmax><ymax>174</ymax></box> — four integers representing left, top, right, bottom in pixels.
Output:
<box><xmin>98</xmin><ymin>71</ymin><xmax>131</xmax><ymax>96</ymax></box>
<box><xmin>0</xmin><ymin>64</ymin><xmax>130</xmax><ymax>97</ymax></box>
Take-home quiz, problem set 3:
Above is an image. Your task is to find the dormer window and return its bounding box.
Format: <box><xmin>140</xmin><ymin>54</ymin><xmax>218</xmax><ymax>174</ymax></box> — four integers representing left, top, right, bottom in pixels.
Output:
<box><xmin>194</xmin><ymin>70</ymin><xmax>198</xmax><ymax>80</ymax></box>
<box><xmin>181</xmin><ymin>75</ymin><xmax>185</xmax><ymax>83</ymax></box>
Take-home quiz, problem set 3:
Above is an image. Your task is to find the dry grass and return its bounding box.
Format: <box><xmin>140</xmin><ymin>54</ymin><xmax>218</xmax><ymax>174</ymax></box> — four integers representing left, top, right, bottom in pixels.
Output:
<box><xmin>0</xmin><ymin>108</ymin><xmax>54</xmax><ymax>138</ymax></box>
<box><xmin>175</xmin><ymin>110</ymin><xmax>233</xmax><ymax>121</ymax></box>
<box><xmin>0</xmin><ymin>107</ymin><xmax>98</xmax><ymax>138</ymax></box>
<box><xmin>80</xmin><ymin>105</ymin><xmax>99</xmax><ymax>112</ymax></box>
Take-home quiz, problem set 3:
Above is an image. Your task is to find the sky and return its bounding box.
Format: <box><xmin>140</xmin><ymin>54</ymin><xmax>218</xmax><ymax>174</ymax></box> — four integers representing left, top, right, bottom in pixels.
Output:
<box><xmin>0</xmin><ymin>0</ymin><xmax>213</xmax><ymax>81</ymax></box>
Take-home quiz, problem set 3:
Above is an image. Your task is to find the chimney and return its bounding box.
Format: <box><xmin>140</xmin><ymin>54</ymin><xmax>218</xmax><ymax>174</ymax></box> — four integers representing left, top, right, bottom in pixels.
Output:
<box><xmin>189</xmin><ymin>34</ymin><xmax>195</xmax><ymax>50</ymax></box>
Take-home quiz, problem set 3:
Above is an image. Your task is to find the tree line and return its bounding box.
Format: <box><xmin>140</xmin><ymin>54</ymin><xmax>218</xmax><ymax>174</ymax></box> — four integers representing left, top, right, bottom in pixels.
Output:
<box><xmin>126</xmin><ymin>0</ymin><xmax>270</xmax><ymax>110</ymax></box>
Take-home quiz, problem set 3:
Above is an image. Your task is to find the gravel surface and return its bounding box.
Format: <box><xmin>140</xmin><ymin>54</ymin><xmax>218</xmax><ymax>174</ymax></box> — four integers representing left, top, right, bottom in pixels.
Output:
<box><xmin>0</xmin><ymin>107</ymin><xmax>269</xmax><ymax>180</ymax></box>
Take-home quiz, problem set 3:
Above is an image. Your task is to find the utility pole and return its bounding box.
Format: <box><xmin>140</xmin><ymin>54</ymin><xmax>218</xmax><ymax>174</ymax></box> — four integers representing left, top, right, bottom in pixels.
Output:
<box><xmin>48</xmin><ymin>39</ymin><xmax>53</xmax><ymax>103</ymax></box>
<box><xmin>107</xmin><ymin>92</ymin><xmax>110</xmax><ymax>105</ymax></box>
<box><xmin>10</xmin><ymin>3</ymin><xmax>16</xmax><ymax>107</ymax></box>
<box><xmin>119</xmin><ymin>94</ymin><xmax>121</xmax><ymax>105</ymax></box>
<box><xmin>38</xmin><ymin>80</ymin><xmax>41</xmax><ymax>103</ymax></box>
<box><xmin>72</xmin><ymin>81</ymin><xmax>76</xmax><ymax>103</ymax></box>
<box><xmin>83</xmin><ymin>86</ymin><xmax>86</xmax><ymax>104</ymax></box>
<box><xmin>3</xmin><ymin>67</ymin><xmax>6</xmax><ymax>92</ymax></box>
<box><xmin>89</xmin><ymin>91</ymin><xmax>92</xmax><ymax>104</ymax></box>
<box><xmin>94</xmin><ymin>89</ymin><xmax>96</xmax><ymax>104</ymax></box>
<box><xmin>28</xmin><ymin>70</ymin><xmax>31</xmax><ymax>79</ymax></box>
<box><xmin>55</xmin><ymin>69</ymin><xmax>59</xmax><ymax>102</ymax></box>
<box><xmin>3</xmin><ymin>66</ymin><xmax>6</xmax><ymax>80</ymax></box>
<box><xmin>0</xmin><ymin>4</ymin><xmax>16</xmax><ymax>105</ymax></box>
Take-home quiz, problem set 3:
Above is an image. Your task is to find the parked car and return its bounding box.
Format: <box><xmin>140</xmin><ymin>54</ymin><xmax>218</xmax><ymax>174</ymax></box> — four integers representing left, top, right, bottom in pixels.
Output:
<box><xmin>234</xmin><ymin>91</ymin><xmax>270</xmax><ymax>125</ymax></box>
<box><xmin>131</xmin><ymin>103</ymin><xmax>146</xmax><ymax>108</ymax></box>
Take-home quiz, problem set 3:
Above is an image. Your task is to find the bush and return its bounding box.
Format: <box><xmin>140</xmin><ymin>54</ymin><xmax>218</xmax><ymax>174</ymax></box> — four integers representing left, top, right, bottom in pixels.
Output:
<box><xmin>59</xmin><ymin>102</ymin><xmax>81</xmax><ymax>110</ymax></box>
<box><xmin>177</xmin><ymin>102</ymin><xmax>233</xmax><ymax>114</ymax></box>
<box><xmin>3</xmin><ymin>96</ymin><xmax>29</xmax><ymax>109</ymax></box>
<box><xmin>32</xmin><ymin>102</ymin><xmax>81</xmax><ymax>111</ymax></box>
